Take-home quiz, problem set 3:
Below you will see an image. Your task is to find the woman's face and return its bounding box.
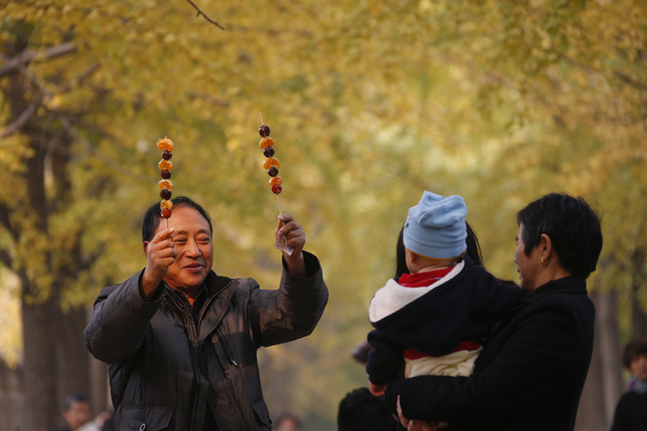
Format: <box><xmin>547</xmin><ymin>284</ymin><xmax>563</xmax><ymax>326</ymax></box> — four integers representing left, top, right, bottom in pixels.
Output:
<box><xmin>630</xmin><ymin>354</ymin><xmax>647</xmax><ymax>381</ymax></box>
<box><xmin>514</xmin><ymin>223</ymin><xmax>542</xmax><ymax>292</ymax></box>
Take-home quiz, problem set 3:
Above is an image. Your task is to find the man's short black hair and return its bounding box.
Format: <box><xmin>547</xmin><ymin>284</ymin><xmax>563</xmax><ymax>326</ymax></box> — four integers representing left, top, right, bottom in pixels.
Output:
<box><xmin>142</xmin><ymin>196</ymin><xmax>213</xmax><ymax>242</ymax></box>
<box><xmin>337</xmin><ymin>387</ymin><xmax>397</xmax><ymax>431</ymax></box>
<box><xmin>517</xmin><ymin>193</ymin><xmax>603</xmax><ymax>279</ymax></box>
<box><xmin>622</xmin><ymin>338</ymin><xmax>647</xmax><ymax>369</ymax></box>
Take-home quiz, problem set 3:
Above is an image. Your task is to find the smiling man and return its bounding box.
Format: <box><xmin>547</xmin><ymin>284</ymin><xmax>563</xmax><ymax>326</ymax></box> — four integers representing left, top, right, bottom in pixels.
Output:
<box><xmin>84</xmin><ymin>196</ymin><xmax>328</xmax><ymax>431</ymax></box>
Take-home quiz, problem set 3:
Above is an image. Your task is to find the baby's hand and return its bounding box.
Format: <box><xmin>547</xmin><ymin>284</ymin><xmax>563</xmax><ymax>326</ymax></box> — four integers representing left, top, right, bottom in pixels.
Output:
<box><xmin>369</xmin><ymin>382</ymin><xmax>386</xmax><ymax>397</ymax></box>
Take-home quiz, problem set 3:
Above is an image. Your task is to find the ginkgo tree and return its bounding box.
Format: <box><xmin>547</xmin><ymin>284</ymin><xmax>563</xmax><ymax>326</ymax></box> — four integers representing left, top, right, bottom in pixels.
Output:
<box><xmin>1</xmin><ymin>0</ymin><xmax>646</xmax><ymax>430</ymax></box>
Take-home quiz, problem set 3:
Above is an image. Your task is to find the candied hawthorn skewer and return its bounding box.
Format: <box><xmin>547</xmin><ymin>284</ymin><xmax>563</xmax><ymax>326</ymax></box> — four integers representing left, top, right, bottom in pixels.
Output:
<box><xmin>156</xmin><ymin>137</ymin><xmax>175</xmax><ymax>228</ymax></box>
<box><xmin>258</xmin><ymin>114</ymin><xmax>283</xmax><ymax>214</ymax></box>
<box><xmin>258</xmin><ymin>113</ymin><xmax>292</xmax><ymax>255</ymax></box>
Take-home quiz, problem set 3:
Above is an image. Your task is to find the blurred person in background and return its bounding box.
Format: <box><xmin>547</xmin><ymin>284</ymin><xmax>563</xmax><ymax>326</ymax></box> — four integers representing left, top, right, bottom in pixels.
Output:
<box><xmin>610</xmin><ymin>338</ymin><xmax>647</xmax><ymax>431</ymax></box>
<box><xmin>274</xmin><ymin>413</ymin><xmax>302</xmax><ymax>431</ymax></box>
<box><xmin>337</xmin><ymin>387</ymin><xmax>397</xmax><ymax>431</ymax></box>
<box><xmin>56</xmin><ymin>394</ymin><xmax>112</xmax><ymax>431</ymax></box>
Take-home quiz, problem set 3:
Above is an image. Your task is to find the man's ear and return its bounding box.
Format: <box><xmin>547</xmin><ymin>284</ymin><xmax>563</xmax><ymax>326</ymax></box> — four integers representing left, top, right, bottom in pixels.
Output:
<box><xmin>539</xmin><ymin>233</ymin><xmax>553</xmax><ymax>260</ymax></box>
<box><xmin>143</xmin><ymin>241</ymin><xmax>150</xmax><ymax>256</ymax></box>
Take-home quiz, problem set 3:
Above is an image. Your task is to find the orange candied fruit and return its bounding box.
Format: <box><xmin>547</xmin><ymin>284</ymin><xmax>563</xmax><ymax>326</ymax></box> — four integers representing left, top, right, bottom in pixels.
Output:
<box><xmin>156</xmin><ymin>137</ymin><xmax>175</xmax><ymax>151</ymax></box>
<box><xmin>158</xmin><ymin>159</ymin><xmax>173</xmax><ymax>171</ymax></box>
<box><xmin>160</xmin><ymin>199</ymin><xmax>173</xmax><ymax>210</ymax></box>
<box><xmin>269</xmin><ymin>176</ymin><xmax>283</xmax><ymax>186</ymax></box>
<box><xmin>158</xmin><ymin>179</ymin><xmax>174</xmax><ymax>190</ymax></box>
<box><xmin>259</xmin><ymin>137</ymin><xmax>275</xmax><ymax>149</ymax></box>
<box><xmin>262</xmin><ymin>157</ymin><xmax>280</xmax><ymax>170</ymax></box>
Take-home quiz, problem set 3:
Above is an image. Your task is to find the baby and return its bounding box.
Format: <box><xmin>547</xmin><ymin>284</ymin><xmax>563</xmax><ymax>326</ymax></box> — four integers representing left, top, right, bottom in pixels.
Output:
<box><xmin>367</xmin><ymin>191</ymin><xmax>522</xmax><ymax>398</ymax></box>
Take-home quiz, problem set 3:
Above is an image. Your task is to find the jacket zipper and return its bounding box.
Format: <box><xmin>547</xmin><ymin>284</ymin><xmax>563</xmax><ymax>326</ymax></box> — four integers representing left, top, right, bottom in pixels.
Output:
<box><xmin>217</xmin><ymin>327</ymin><xmax>239</xmax><ymax>366</ymax></box>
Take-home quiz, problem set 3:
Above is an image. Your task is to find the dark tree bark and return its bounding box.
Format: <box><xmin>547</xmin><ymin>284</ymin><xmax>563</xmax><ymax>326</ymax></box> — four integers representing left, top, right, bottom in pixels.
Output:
<box><xmin>21</xmin><ymin>299</ymin><xmax>59</xmax><ymax>431</ymax></box>
<box><xmin>2</xmin><ymin>24</ymin><xmax>96</xmax><ymax>431</ymax></box>
<box><xmin>595</xmin><ymin>288</ymin><xmax>624</xmax><ymax>427</ymax></box>
<box><xmin>576</xmin><ymin>287</ymin><xmax>623</xmax><ymax>431</ymax></box>
<box><xmin>631</xmin><ymin>247</ymin><xmax>647</xmax><ymax>339</ymax></box>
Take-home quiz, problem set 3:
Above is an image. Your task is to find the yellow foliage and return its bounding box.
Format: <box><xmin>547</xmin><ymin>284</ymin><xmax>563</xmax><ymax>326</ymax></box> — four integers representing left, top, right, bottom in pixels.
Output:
<box><xmin>2</xmin><ymin>0</ymin><xmax>647</xmax><ymax>427</ymax></box>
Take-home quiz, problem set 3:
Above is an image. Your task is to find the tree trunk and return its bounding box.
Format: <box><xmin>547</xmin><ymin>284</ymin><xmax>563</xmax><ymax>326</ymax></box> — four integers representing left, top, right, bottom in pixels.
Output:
<box><xmin>595</xmin><ymin>288</ymin><xmax>624</xmax><ymax>428</ymax></box>
<box><xmin>21</xmin><ymin>298</ymin><xmax>59</xmax><ymax>431</ymax></box>
<box><xmin>576</xmin><ymin>287</ymin><xmax>623</xmax><ymax>431</ymax></box>
<box><xmin>56</xmin><ymin>306</ymin><xmax>92</xmax><ymax>402</ymax></box>
<box><xmin>631</xmin><ymin>247</ymin><xmax>647</xmax><ymax>339</ymax></box>
<box><xmin>576</xmin><ymin>343</ymin><xmax>606</xmax><ymax>431</ymax></box>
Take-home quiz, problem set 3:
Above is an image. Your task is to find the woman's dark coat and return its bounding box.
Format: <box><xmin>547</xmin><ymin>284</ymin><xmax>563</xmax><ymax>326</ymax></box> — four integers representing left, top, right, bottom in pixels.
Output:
<box><xmin>387</xmin><ymin>275</ymin><xmax>595</xmax><ymax>431</ymax></box>
<box><xmin>84</xmin><ymin>251</ymin><xmax>328</xmax><ymax>431</ymax></box>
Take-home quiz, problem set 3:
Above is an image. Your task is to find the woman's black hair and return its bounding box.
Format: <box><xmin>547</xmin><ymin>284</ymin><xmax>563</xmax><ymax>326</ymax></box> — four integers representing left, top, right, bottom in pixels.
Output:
<box><xmin>516</xmin><ymin>193</ymin><xmax>603</xmax><ymax>279</ymax></box>
<box><xmin>141</xmin><ymin>196</ymin><xmax>213</xmax><ymax>242</ymax></box>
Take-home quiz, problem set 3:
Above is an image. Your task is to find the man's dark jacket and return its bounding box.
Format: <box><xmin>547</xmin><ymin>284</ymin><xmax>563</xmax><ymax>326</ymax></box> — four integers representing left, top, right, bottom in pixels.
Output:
<box><xmin>387</xmin><ymin>275</ymin><xmax>595</xmax><ymax>431</ymax></box>
<box><xmin>84</xmin><ymin>251</ymin><xmax>328</xmax><ymax>431</ymax></box>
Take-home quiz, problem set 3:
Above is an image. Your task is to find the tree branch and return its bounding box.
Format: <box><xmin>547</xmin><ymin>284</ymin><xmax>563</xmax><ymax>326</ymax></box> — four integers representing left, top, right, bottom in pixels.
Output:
<box><xmin>0</xmin><ymin>42</ymin><xmax>76</xmax><ymax>78</ymax></box>
<box><xmin>0</xmin><ymin>102</ymin><xmax>39</xmax><ymax>138</ymax></box>
<box><xmin>59</xmin><ymin>63</ymin><xmax>101</xmax><ymax>93</ymax></box>
<box><xmin>185</xmin><ymin>0</ymin><xmax>225</xmax><ymax>30</ymax></box>
<box><xmin>0</xmin><ymin>202</ymin><xmax>18</xmax><ymax>242</ymax></box>
<box><xmin>56</xmin><ymin>115</ymin><xmax>150</xmax><ymax>184</ymax></box>
<box><xmin>0</xmin><ymin>247</ymin><xmax>13</xmax><ymax>269</ymax></box>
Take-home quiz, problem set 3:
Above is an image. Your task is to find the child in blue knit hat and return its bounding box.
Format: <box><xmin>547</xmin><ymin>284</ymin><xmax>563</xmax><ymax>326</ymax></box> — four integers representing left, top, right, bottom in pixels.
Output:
<box><xmin>366</xmin><ymin>191</ymin><xmax>523</xmax><ymax>403</ymax></box>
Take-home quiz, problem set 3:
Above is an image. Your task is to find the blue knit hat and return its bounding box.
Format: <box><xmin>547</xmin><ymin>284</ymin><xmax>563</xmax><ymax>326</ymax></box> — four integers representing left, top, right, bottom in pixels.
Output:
<box><xmin>403</xmin><ymin>191</ymin><xmax>468</xmax><ymax>259</ymax></box>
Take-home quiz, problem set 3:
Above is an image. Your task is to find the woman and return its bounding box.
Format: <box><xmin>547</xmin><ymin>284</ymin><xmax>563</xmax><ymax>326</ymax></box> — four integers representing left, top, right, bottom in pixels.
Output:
<box><xmin>388</xmin><ymin>193</ymin><xmax>603</xmax><ymax>431</ymax></box>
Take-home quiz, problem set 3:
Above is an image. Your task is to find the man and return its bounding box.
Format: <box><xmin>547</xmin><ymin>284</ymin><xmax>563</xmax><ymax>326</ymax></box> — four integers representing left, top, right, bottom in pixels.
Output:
<box><xmin>387</xmin><ymin>193</ymin><xmax>603</xmax><ymax>431</ymax></box>
<box><xmin>84</xmin><ymin>197</ymin><xmax>328</xmax><ymax>431</ymax></box>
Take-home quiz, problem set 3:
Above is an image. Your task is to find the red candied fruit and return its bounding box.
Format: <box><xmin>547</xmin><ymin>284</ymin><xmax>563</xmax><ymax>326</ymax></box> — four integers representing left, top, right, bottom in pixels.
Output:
<box><xmin>263</xmin><ymin>146</ymin><xmax>275</xmax><ymax>157</ymax></box>
<box><xmin>259</xmin><ymin>125</ymin><xmax>270</xmax><ymax>137</ymax></box>
<box><xmin>259</xmin><ymin>137</ymin><xmax>275</xmax><ymax>149</ymax></box>
<box><xmin>262</xmin><ymin>157</ymin><xmax>280</xmax><ymax>170</ymax></box>
<box><xmin>271</xmin><ymin>184</ymin><xmax>282</xmax><ymax>195</ymax></box>
<box><xmin>158</xmin><ymin>160</ymin><xmax>173</xmax><ymax>171</ymax></box>
<box><xmin>156</xmin><ymin>137</ymin><xmax>174</xmax><ymax>151</ymax></box>
<box><xmin>161</xmin><ymin>207</ymin><xmax>172</xmax><ymax>218</ymax></box>
<box><xmin>160</xmin><ymin>189</ymin><xmax>172</xmax><ymax>200</ymax></box>
<box><xmin>158</xmin><ymin>179</ymin><xmax>174</xmax><ymax>190</ymax></box>
<box><xmin>268</xmin><ymin>166</ymin><xmax>279</xmax><ymax>177</ymax></box>
<box><xmin>162</xmin><ymin>150</ymin><xmax>173</xmax><ymax>160</ymax></box>
<box><xmin>161</xmin><ymin>169</ymin><xmax>171</xmax><ymax>179</ymax></box>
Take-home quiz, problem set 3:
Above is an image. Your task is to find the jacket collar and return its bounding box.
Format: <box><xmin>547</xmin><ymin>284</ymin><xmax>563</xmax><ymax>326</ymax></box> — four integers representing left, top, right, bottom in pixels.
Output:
<box><xmin>522</xmin><ymin>275</ymin><xmax>587</xmax><ymax>304</ymax></box>
<box><xmin>197</xmin><ymin>271</ymin><xmax>237</xmax><ymax>341</ymax></box>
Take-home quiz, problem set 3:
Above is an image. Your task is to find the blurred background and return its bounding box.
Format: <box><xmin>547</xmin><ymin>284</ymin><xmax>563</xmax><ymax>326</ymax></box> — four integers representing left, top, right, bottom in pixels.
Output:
<box><xmin>0</xmin><ymin>0</ymin><xmax>645</xmax><ymax>430</ymax></box>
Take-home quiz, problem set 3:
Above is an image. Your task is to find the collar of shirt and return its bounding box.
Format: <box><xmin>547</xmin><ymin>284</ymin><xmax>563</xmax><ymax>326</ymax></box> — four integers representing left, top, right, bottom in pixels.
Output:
<box><xmin>398</xmin><ymin>267</ymin><xmax>454</xmax><ymax>287</ymax></box>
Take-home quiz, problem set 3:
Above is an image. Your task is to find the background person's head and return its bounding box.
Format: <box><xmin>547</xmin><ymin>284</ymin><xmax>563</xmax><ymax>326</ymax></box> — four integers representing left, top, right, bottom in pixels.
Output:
<box><xmin>337</xmin><ymin>387</ymin><xmax>397</xmax><ymax>431</ymax></box>
<box><xmin>274</xmin><ymin>413</ymin><xmax>301</xmax><ymax>431</ymax></box>
<box><xmin>622</xmin><ymin>338</ymin><xmax>647</xmax><ymax>382</ymax></box>
<box><xmin>61</xmin><ymin>394</ymin><xmax>92</xmax><ymax>431</ymax></box>
<box><xmin>516</xmin><ymin>193</ymin><xmax>602</xmax><ymax>280</ymax></box>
